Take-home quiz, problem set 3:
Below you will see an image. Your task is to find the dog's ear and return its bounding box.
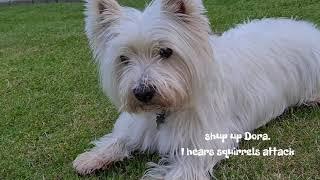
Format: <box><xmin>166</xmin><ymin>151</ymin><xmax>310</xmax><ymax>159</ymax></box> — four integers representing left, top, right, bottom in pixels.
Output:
<box><xmin>96</xmin><ymin>0</ymin><xmax>121</xmax><ymax>15</ymax></box>
<box><xmin>85</xmin><ymin>0</ymin><xmax>121</xmax><ymax>56</ymax></box>
<box><xmin>160</xmin><ymin>0</ymin><xmax>206</xmax><ymax>20</ymax></box>
<box><xmin>159</xmin><ymin>0</ymin><xmax>211</xmax><ymax>40</ymax></box>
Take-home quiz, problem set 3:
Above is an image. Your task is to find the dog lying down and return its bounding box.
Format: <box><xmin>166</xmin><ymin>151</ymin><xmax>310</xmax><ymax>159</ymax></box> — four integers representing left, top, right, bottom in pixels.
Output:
<box><xmin>73</xmin><ymin>0</ymin><xmax>320</xmax><ymax>179</ymax></box>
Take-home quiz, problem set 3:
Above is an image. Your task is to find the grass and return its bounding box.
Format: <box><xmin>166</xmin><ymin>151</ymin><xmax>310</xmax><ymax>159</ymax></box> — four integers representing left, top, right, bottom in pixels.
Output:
<box><xmin>0</xmin><ymin>0</ymin><xmax>319</xmax><ymax>179</ymax></box>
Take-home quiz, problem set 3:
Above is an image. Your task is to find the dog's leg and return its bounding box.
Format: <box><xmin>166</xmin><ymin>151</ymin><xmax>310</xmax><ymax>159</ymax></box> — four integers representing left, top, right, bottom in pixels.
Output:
<box><xmin>73</xmin><ymin>135</ymin><xmax>129</xmax><ymax>175</ymax></box>
<box><xmin>73</xmin><ymin>112</ymin><xmax>137</xmax><ymax>175</ymax></box>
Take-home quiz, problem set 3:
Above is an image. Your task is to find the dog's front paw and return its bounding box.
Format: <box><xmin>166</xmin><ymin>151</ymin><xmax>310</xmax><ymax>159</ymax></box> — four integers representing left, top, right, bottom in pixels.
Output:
<box><xmin>141</xmin><ymin>162</ymin><xmax>168</xmax><ymax>180</ymax></box>
<box><xmin>73</xmin><ymin>151</ymin><xmax>110</xmax><ymax>175</ymax></box>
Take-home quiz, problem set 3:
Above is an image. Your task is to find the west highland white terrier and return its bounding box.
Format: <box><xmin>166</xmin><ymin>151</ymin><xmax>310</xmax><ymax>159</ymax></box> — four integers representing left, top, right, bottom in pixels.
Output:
<box><xmin>73</xmin><ymin>0</ymin><xmax>320</xmax><ymax>179</ymax></box>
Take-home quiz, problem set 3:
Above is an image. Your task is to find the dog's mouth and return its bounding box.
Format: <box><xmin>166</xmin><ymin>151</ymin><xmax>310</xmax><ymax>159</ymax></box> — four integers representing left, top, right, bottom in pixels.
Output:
<box><xmin>123</xmin><ymin>94</ymin><xmax>175</xmax><ymax>113</ymax></box>
<box><xmin>128</xmin><ymin>102</ymin><xmax>169</xmax><ymax>113</ymax></box>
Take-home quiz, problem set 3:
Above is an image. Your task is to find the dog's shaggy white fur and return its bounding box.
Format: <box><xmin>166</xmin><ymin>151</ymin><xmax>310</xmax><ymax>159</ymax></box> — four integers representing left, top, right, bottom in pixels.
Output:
<box><xmin>73</xmin><ymin>0</ymin><xmax>320</xmax><ymax>179</ymax></box>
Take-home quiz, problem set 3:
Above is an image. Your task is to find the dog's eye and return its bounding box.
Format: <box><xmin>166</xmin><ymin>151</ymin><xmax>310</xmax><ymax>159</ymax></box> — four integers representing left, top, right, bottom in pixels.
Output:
<box><xmin>119</xmin><ymin>55</ymin><xmax>129</xmax><ymax>64</ymax></box>
<box><xmin>159</xmin><ymin>48</ymin><xmax>173</xmax><ymax>59</ymax></box>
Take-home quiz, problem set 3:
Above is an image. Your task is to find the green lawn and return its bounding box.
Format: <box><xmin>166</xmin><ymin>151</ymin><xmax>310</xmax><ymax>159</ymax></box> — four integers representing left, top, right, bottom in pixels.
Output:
<box><xmin>0</xmin><ymin>0</ymin><xmax>319</xmax><ymax>179</ymax></box>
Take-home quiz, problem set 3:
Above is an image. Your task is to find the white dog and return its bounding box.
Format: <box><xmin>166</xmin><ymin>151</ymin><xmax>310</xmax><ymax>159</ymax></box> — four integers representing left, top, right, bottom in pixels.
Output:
<box><xmin>73</xmin><ymin>0</ymin><xmax>320</xmax><ymax>179</ymax></box>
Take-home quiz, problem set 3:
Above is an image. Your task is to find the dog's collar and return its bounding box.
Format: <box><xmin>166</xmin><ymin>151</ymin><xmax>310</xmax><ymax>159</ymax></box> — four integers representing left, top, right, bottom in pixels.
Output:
<box><xmin>156</xmin><ymin>111</ymin><xmax>167</xmax><ymax>129</ymax></box>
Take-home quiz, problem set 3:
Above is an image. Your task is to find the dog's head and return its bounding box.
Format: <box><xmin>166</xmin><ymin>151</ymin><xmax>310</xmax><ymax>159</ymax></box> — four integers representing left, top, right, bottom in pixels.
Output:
<box><xmin>85</xmin><ymin>0</ymin><xmax>214</xmax><ymax>113</ymax></box>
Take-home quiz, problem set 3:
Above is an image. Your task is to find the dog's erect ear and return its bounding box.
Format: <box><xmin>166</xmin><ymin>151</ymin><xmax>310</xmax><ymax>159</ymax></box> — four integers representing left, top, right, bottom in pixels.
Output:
<box><xmin>85</xmin><ymin>0</ymin><xmax>121</xmax><ymax>56</ymax></box>
<box><xmin>160</xmin><ymin>0</ymin><xmax>206</xmax><ymax>19</ymax></box>
<box><xmin>96</xmin><ymin>0</ymin><xmax>121</xmax><ymax>16</ymax></box>
<box><xmin>159</xmin><ymin>0</ymin><xmax>211</xmax><ymax>40</ymax></box>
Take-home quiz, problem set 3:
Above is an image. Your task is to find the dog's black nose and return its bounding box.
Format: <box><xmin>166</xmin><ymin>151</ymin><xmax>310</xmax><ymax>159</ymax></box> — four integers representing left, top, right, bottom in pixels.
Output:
<box><xmin>133</xmin><ymin>85</ymin><xmax>155</xmax><ymax>103</ymax></box>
